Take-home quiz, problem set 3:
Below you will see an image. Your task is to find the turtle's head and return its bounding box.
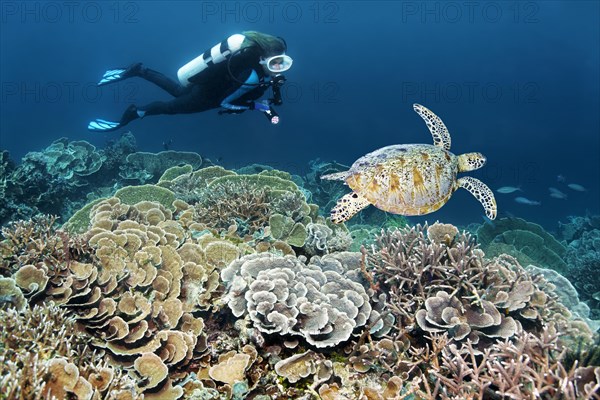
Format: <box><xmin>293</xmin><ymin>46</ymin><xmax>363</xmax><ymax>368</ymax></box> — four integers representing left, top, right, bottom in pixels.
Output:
<box><xmin>457</xmin><ymin>152</ymin><xmax>486</xmax><ymax>172</ymax></box>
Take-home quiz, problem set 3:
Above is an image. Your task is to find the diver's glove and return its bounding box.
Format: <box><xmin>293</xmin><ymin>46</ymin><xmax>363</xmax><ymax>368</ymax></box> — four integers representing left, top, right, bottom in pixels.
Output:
<box><xmin>250</xmin><ymin>101</ymin><xmax>279</xmax><ymax>124</ymax></box>
<box><xmin>251</xmin><ymin>101</ymin><xmax>271</xmax><ymax>112</ymax></box>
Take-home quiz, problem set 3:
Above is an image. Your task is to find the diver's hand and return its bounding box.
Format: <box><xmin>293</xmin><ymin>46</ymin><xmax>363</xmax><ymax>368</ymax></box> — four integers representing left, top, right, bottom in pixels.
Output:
<box><xmin>251</xmin><ymin>101</ymin><xmax>270</xmax><ymax>112</ymax></box>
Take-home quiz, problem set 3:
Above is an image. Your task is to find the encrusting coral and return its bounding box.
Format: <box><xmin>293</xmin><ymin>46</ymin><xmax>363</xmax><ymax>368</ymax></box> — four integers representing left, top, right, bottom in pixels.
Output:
<box><xmin>0</xmin><ymin>276</ymin><xmax>26</xmax><ymax>311</ymax></box>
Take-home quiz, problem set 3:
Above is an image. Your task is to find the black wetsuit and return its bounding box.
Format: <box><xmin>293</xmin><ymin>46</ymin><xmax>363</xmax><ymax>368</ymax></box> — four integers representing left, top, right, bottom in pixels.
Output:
<box><xmin>134</xmin><ymin>46</ymin><xmax>270</xmax><ymax>117</ymax></box>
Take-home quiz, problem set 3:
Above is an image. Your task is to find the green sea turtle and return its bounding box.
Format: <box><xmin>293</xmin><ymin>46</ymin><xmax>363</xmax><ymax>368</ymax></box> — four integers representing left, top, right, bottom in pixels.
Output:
<box><xmin>322</xmin><ymin>104</ymin><xmax>497</xmax><ymax>223</ymax></box>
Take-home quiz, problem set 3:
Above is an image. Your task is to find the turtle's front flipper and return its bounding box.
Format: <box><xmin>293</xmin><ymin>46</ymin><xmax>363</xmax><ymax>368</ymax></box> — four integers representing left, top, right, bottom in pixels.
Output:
<box><xmin>457</xmin><ymin>177</ymin><xmax>497</xmax><ymax>220</ymax></box>
<box><xmin>413</xmin><ymin>104</ymin><xmax>451</xmax><ymax>151</ymax></box>
<box><xmin>330</xmin><ymin>191</ymin><xmax>371</xmax><ymax>223</ymax></box>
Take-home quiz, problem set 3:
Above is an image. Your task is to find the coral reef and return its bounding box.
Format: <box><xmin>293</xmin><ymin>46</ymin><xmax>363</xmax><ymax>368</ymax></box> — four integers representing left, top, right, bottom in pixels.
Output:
<box><xmin>559</xmin><ymin>214</ymin><xmax>600</xmax><ymax>242</ymax></box>
<box><xmin>368</xmin><ymin>223</ymin><xmax>592</xmax><ymax>347</ymax></box>
<box><xmin>527</xmin><ymin>264</ymin><xmax>600</xmax><ymax>331</ymax></box>
<box><xmin>3</xmin><ymin>198</ymin><xmax>233</xmax><ymax>397</ymax></box>
<box><xmin>1</xmin><ymin>152</ymin><xmax>599</xmax><ymax>400</ymax></box>
<box><xmin>0</xmin><ymin>133</ymin><xmax>136</xmax><ymax>226</ymax></box>
<box><xmin>160</xmin><ymin>165</ymin><xmax>352</xmax><ymax>254</ymax></box>
<box><xmin>352</xmin><ymin>223</ymin><xmax>599</xmax><ymax>398</ymax></box>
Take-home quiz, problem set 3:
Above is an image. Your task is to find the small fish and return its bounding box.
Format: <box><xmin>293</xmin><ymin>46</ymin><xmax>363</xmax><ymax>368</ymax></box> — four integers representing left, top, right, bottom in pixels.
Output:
<box><xmin>548</xmin><ymin>187</ymin><xmax>567</xmax><ymax>199</ymax></box>
<box><xmin>567</xmin><ymin>183</ymin><xmax>587</xmax><ymax>192</ymax></box>
<box><xmin>557</xmin><ymin>174</ymin><xmax>566</xmax><ymax>183</ymax></box>
<box><xmin>514</xmin><ymin>196</ymin><xmax>541</xmax><ymax>206</ymax></box>
<box><xmin>550</xmin><ymin>193</ymin><xmax>568</xmax><ymax>200</ymax></box>
<box><xmin>496</xmin><ymin>186</ymin><xmax>522</xmax><ymax>194</ymax></box>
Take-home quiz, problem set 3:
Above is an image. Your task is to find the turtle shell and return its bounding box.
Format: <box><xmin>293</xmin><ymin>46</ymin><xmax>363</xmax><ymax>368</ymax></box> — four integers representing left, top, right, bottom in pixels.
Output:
<box><xmin>345</xmin><ymin>144</ymin><xmax>458</xmax><ymax>215</ymax></box>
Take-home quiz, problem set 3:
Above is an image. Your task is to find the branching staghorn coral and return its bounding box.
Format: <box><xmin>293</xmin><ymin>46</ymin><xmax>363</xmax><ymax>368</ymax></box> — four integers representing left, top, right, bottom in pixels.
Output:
<box><xmin>422</xmin><ymin>327</ymin><xmax>600</xmax><ymax>400</ymax></box>
<box><xmin>358</xmin><ymin>222</ymin><xmax>599</xmax><ymax>399</ymax></box>
<box><xmin>365</xmin><ymin>223</ymin><xmax>485</xmax><ymax>330</ymax></box>
<box><xmin>366</xmin><ymin>223</ymin><xmax>590</xmax><ymax>344</ymax></box>
<box><xmin>194</xmin><ymin>179</ymin><xmax>271</xmax><ymax>234</ymax></box>
<box><xmin>0</xmin><ymin>214</ymin><xmax>62</xmax><ymax>277</ymax></box>
<box><xmin>0</xmin><ymin>215</ymin><xmax>94</xmax><ymax>306</ymax></box>
<box><xmin>0</xmin><ymin>303</ymin><xmax>136</xmax><ymax>400</ymax></box>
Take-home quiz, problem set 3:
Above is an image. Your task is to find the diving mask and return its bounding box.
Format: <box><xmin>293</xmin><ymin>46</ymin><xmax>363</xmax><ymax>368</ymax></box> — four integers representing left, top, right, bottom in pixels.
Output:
<box><xmin>260</xmin><ymin>54</ymin><xmax>293</xmax><ymax>73</ymax></box>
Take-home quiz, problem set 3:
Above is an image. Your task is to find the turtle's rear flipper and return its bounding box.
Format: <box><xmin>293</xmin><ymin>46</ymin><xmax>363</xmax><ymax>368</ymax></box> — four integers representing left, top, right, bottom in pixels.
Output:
<box><xmin>330</xmin><ymin>191</ymin><xmax>371</xmax><ymax>223</ymax></box>
<box><xmin>458</xmin><ymin>177</ymin><xmax>497</xmax><ymax>220</ymax></box>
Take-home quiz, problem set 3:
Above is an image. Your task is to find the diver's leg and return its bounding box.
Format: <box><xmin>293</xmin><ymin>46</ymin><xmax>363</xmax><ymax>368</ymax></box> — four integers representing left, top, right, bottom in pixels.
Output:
<box><xmin>88</xmin><ymin>87</ymin><xmax>208</xmax><ymax>132</ymax></box>
<box><xmin>137</xmin><ymin>67</ymin><xmax>187</xmax><ymax>97</ymax></box>
<box><xmin>138</xmin><ymin>85</ymin><xmax>210</xmax><ymax>116</ymax></box>
<box><xmin>98</xmin><ymin>63</ymin><xmax>185</xmax><ymax>97</ymax></box>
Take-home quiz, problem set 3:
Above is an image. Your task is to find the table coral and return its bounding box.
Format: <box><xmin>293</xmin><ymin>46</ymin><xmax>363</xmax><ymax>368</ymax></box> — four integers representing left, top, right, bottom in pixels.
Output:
<box><xmin>269</xmin><ymin>213</ymin><xmax>307</xmax><ymax>247</ymax></box>
<box><xmin>24</xmin><ymin>138</ymin><xmax>105</xmax><ymax>180</ymax></box>
<box><xmin>477</xmin><ymin>216</ymin><xmax>567</xmax><ymax>274</ymax></box>
<box><xmin>119</xmin><ymin>150</ymin><xmax>203</xmax><ymax>183</ymax></box>
<box><xmin>208</xmin><ymin>351</ymin><xmax>252</xmax><ymax>385</ymax></box>
<box><xmin>415</xmin><ymin>290</ymin><xmax>517</xmax><ymax>341</ymax></box>
<box><xmin>114</xmin><ymin>184</ymin><xmax>176</xmax><ymax>211</ymax></box>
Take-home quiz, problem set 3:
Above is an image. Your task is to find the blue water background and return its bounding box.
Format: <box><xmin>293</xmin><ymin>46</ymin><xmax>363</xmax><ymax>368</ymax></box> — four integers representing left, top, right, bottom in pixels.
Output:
<box><xmin>1</xmin><ymin>1</ymin><xmax>598</xmax><ymax>230</ymax></box>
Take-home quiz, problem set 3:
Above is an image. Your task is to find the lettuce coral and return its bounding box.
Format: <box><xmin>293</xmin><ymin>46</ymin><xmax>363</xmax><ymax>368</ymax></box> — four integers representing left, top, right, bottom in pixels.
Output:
<box><xmin>221</xmin><ymin>252</ymin><xmax>372</xmax><ymax>348</ymax></box>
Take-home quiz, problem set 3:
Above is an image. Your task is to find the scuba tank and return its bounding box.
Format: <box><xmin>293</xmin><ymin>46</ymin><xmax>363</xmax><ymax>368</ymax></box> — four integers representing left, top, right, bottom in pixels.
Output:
<box><xmin>177</xmin><ymin>34</ymin><xmax>246</xmax><ymax>86</ymax></box>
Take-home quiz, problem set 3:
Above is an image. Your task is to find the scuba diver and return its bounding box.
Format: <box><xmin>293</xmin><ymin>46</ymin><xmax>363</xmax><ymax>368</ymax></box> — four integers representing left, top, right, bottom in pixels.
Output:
<box><xmin>88</xmin><ymin>31</ymin><xmax>292</xmax><ymax>132</ymax></box>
